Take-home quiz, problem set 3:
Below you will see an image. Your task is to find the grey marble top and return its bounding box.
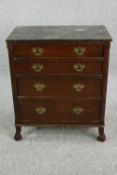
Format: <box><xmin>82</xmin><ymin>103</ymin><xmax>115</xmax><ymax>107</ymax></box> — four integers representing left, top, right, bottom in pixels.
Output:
<box><xmin>6</xmin><ymin>25</ymin><xmax>112</xmax><ymax>42</ymax></box>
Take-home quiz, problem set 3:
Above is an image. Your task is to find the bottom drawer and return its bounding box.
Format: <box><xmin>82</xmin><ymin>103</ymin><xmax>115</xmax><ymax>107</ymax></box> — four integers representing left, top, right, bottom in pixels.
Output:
<box><xmin>17</xmin><ymin>98</ymin><xmax>100</xmax><ymax>124</ymax></box>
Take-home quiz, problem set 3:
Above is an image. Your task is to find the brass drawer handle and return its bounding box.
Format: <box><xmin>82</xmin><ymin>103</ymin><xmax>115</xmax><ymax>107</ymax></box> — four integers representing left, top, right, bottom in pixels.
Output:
<box><xmin>72</xmin><ymin>107</ymin><xmax>84</xmax><ymax>115</ymax></box>
<box><xmin>35</xmin><ymin>107</ymin><xmax>46</xmax><ymax>115</ymax></box>
<box><xmin>32</xmin><ymin>64</ymin><xmax>44</xmax><ymax>72</ymax></box>
<box><xmin>33</xmin><ymin>83</ymin><xmax>45</xmax><ymax>92</ymax></box>
<box><xmin>32</xmin><ymin>47</ymin><xmax>43</xmax><ymax>56</ymax></box>
<box><xmin>73</xmin><ymin>63</ymin><xmax>86</xmax><ymax>72</ymax></box>
<box><xmin>74</xmin><ymin>47</ymin><xmax>86</xmax><ymax>56</ymax></box>
<box><xmin>73</xmin><ymin>83</ymin><xmax>85</xmax><ymax>92</ymax></box>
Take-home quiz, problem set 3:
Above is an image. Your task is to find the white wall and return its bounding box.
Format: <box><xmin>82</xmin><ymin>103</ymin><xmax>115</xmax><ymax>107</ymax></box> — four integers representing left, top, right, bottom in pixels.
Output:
<box><xmin>0</xmin><ymin>0</ymin><xmax>117</xmax><ymax>72</ymax></box>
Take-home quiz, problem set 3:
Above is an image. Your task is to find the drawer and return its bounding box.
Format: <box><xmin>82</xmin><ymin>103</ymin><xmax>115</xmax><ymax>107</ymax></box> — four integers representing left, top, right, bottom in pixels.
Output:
<box><xmin>13</xmin><ymin>42</ymin><xmax>104</xmax><ymax>58</ymax></box>
<box><xmin>14</xmin><ymin>59</ymin><xmax>103</xmax><ymax>75</ymax></box>
<box><xmin>18</xmin><ymin>98</ymin><xmax>100</xmax><ymax>123</ymax></box>
<box><xmin>17</xmin><ymin>77</ymin><xmax>102</xmax><ymax>97</ymax></box>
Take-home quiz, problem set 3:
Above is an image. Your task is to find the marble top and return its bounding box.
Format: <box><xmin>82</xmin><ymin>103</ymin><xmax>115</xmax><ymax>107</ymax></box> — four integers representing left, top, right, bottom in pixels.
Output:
<box><xmin>6</xmin><ymin>25</ymin><xmax>112</xmax><ymax>42</ymax></box>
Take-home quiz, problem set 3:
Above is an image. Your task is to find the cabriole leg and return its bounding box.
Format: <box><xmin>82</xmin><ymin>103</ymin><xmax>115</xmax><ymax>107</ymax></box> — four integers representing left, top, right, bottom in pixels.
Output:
<box><xmin>98</xmin><ymin>127</ymin><xmax>105</xmax><ymax>142</ymax></box>
<box><xmin>14</xmin><ymin>126</ymin><xmax>22</xmax><ymax>141</ymax></box>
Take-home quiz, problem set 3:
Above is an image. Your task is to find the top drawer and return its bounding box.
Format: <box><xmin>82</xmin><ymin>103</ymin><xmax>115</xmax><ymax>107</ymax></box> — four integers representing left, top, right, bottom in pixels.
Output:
<box><xmin>13</xmin><ymin>42</ymin><xmax>104</xmax><ymax>58</ymax></box>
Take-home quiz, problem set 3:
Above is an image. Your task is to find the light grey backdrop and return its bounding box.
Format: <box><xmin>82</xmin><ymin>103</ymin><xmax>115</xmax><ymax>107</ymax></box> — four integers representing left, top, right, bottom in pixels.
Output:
<box><xmin>0</xmin><ymin>1</ymin><xmax>117</xmax><ymax>175</ymax></box>
<box><xmin>0</xmin><ymin>0</ymin><xmax>117</xmax><ymax>72</ymax></box>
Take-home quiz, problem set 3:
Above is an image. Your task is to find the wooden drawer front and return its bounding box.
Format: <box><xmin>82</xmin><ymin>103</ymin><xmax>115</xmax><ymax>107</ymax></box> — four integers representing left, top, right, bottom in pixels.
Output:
<box><xmin>18</xmin><ymin>77</ymin><xmax>101</xmax><ymax>97</ymax></box>
<box><xmin>13</xmin><ymin>42</ymin><xmax>104</xmax><ymax>58</ymax></box>
<box><xmin>18</xmin><ymin>99</ymin><xmax>100</xmax><ymax>123</ymax></box>
<box><xmin>14</xmin><ymin>60</ymin><xmax>103</xmax><ymax>75</ymax></box>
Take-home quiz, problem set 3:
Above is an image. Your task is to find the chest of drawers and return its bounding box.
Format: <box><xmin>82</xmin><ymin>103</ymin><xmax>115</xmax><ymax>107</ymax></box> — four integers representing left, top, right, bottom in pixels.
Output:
<box><xmin>6</xmin><ymin>26</ymin><xmax>112</xmax><ymax>141</ymax></box>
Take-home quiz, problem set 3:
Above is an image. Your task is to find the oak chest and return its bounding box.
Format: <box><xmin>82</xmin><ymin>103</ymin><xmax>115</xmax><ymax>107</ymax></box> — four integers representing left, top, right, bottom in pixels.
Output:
<box><xmin>6</xmin><ymin>26</ymin><xmax>112</xmax><ymax>141</ymax></box>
